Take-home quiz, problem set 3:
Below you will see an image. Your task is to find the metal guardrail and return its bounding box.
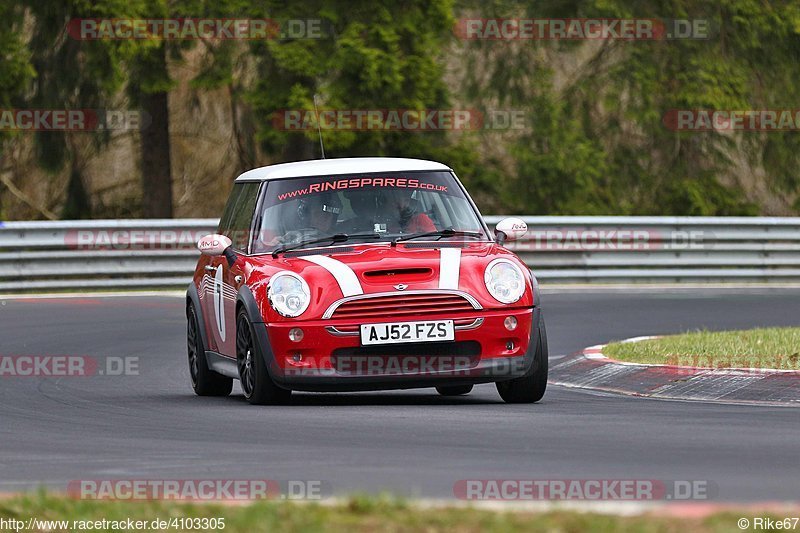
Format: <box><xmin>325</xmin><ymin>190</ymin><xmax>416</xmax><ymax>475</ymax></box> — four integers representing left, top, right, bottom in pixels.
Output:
<box><xmin>485</xmin><ymin>216</ymin><xmax>800</xmax><ymax>283</ymax></box>
<box><xmin>0</xmin><ymin>219</ymin><xmax>209</xmax><ymax>291</ymax></box>
<box><xmin>1</xmin><ymin>216</ymin><xmax>800</xmax><ymax>291</ymax></box>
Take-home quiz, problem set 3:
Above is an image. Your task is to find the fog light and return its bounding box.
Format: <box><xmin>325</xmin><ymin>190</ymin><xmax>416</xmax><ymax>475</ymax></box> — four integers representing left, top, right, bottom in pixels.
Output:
<box><xmin>289</xmin><ymin>328</ymin><xmax>304</xmax><ymax>342</ymax></box>
<box><xmin>504</xmin><ymin>316</ymin><xmax>518</xmax><ymax>331</ymax></box>
<box><xmin>292</xmin><ymin>353</ymin><xmax>302</xmax><ymax>363</ymax></box>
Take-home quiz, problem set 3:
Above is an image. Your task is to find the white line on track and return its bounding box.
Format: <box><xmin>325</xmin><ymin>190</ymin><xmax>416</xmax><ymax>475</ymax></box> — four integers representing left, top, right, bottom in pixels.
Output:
<box><xmin>0</xmin><ymin>291</ymin><xmax>185</xmax><ymax>300</ymax></box>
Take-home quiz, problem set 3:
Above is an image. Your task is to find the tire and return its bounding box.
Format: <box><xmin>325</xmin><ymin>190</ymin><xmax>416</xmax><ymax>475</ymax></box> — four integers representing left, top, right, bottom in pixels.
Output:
<box><xmin>496</xmin><ymin>315</ymin><xmax>548</xmax><ymax>404</ymax></box>
<box><xmin>436</xmin><ymin>385</ymin><xmax>474</xmax><ymax>396</ymax></box>
<box><xmin>187</xmin><ymin>304</ymin><xmax>233</xmax><ymax>397</ymax></box>
<box><xmin>236</xmin><ymin>309</ymin><xmax>291</xmax><ymax>405</ymax></box>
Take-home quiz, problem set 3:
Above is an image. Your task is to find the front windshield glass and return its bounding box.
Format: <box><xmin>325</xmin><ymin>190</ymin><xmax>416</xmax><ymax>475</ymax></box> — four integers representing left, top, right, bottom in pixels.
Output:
<box><xmin>251</xmin><ymin>171</ymin><xmax>488</xmax><ymax>254</ymax></box>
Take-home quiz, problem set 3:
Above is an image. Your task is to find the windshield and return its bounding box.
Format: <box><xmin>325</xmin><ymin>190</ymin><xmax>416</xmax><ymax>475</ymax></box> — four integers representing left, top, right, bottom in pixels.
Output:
<box><xmin>251</xmin><ymin>171</ymin><xmax>489</xmax><ymax>254</ymax></box>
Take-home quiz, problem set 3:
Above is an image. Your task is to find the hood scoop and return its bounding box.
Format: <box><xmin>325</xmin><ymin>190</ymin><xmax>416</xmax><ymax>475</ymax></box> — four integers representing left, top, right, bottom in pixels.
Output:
<box><xmin>402</xmin><ymin>241</ymin><xmax>472</xmax><ymax>249</ymax></box>
<box><xmin>363</xmin><ymin>267</ymin><xmax>433</xmax><ymax>281</ymax></box>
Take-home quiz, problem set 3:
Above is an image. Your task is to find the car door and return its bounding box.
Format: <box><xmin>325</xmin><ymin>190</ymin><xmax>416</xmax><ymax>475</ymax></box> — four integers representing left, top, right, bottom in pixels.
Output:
<box><xmin>202</xmin><ymin>182</ymin><xmax>261</xmax><ymax>357</ymax></box>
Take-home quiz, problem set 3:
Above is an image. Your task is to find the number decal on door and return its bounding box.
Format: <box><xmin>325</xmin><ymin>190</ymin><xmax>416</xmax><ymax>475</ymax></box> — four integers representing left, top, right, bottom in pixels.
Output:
<box><xmin>213</xmin><ymin>266</ymin><xmax>226</xmax><ymax>342</ymax></box>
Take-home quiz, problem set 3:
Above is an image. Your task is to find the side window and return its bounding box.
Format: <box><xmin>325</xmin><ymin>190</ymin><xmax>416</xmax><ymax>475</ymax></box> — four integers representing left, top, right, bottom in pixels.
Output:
<box><xmin>217</xmin><ymin>182</ymin><xmax>261</xmax><ymax>252</ymax></box>
<box><xmin>217</xmin><ymin>185</ymin><xmax>245</xmax><ymax>235</ymax></box>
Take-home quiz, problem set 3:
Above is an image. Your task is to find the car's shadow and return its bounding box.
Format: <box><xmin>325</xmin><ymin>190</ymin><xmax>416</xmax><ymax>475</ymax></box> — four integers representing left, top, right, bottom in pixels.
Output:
<box><xmin>158</xmin><ymin>390</ymin><xmax>504</xmax><ymax>406</ymax></box>
<box><xmin>280</xmin><ymin>391</ymin><xmax>502</xmax><ymax>406</ymax></box>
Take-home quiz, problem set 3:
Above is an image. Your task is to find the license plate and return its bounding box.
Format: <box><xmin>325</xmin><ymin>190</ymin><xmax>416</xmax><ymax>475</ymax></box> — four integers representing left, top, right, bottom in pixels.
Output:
<box><xmin>360</xmin><ymin>320</ymin><xmax>455</xmax><ymax>345</ymax></box>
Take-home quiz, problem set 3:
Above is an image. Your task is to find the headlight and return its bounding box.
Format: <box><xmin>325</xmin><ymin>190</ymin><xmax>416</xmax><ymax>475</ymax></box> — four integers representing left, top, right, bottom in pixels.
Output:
<box><xmin>484</xmin><ymin>259</ymin><xmax>526</xmax><ymax>304</ymax></box>
<box><xmin>267</xmin><ymin>272</ymin><xmax>310</xmax><ymax>317</ymax></box>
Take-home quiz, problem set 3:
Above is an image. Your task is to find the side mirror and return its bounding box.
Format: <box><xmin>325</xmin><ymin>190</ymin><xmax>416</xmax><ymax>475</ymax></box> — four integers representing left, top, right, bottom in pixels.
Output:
<box><xmin>495</xmin><ymin>217</ymin><xmax>527</xmax><ymax>244</ymax></box>
<box><xmin>197</xmin><ymin>234</ymin><xmax>237</xmax><ymax>267</ymax></box>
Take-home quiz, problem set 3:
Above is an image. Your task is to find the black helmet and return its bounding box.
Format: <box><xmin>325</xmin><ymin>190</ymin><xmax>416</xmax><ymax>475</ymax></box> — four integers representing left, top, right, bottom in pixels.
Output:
<box><xmin>298</xmin><ymin>192</ymin><xmax>341</xmax><ymax>222</ymax></box>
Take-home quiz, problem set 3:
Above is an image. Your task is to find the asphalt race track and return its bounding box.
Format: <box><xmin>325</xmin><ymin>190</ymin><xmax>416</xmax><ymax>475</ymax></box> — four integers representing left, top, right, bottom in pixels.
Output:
<box><xmin>1</xmin><ymin>289</ymin><xmax>799</xmax><ymax>502</ymax></box>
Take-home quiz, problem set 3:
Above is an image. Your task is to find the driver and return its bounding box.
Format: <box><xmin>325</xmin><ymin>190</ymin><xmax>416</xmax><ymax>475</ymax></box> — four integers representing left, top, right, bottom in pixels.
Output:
<box><xmin>301</xmin><ymin>192</ymin><xmax>342</xmax><ymax>234</ymax></box>
<box><xmin>259</xmin><ymin>192</ymin><xmax>342</xmax><ymax>248</ymax></box>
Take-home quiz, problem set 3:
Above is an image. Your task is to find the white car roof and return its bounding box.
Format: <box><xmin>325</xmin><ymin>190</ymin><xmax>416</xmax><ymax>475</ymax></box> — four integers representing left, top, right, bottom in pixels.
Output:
<box><xmin>234</xmin><ymin>157</ymin><xmax>452</xmax><ymax>182</ymax></box>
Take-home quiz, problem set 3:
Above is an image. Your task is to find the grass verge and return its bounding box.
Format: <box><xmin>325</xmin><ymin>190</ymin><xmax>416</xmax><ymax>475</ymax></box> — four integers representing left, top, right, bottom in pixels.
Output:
<box><xmin>603</xmin><ymin>327</ymin><xmax>800</xmax><ymax>369</ymax></box>
<box><xmin>0</xmin><ymin>492</ymin><xmax>786</xmax><ymax>532</ymax></box>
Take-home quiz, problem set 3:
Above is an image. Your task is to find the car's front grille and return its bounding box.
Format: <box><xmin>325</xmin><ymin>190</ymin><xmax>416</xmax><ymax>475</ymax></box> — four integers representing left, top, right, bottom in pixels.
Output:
<box><xmin>326</xmin><ymin>317</ymin><xmax>482</xmax><ymax>336</ymax></box>
<box><xmin>326</xmin><ymin>291</ymin><xmax>478</xmax><ymax>320</ymax></box>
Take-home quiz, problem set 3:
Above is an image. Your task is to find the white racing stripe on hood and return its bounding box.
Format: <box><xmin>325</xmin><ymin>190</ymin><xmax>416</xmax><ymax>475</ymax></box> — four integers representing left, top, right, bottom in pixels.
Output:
<box><xmin>438</xmin><ymin>248</ymin><xmax>462</xmax><ymax>290</ymax></box>
<box><xmin>303</xmin><ymin>255</ymin><xmax>364</xmax><ymax>297</ymax></box>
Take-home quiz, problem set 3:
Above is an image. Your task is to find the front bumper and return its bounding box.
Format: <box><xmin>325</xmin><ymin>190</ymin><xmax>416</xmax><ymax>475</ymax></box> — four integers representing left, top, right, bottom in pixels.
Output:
<box><xmin>253</xmin><ymin>307</ymin><xmax>541</xmax><ymax>392</ymax></box>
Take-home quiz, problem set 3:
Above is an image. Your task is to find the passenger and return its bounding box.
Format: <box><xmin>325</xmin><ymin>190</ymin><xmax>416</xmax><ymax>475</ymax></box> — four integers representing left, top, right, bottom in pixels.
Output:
<box><xmin>389</xmin><ymin>189</ymin><xmax>436</xmax><ymax>233</ymax></box>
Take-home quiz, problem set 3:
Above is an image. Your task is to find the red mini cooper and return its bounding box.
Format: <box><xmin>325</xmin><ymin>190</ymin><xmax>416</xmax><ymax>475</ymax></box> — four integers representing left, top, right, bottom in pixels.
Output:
<box><xmin>187</xmin><ymin>157</ymin><xmax>547</xmax><ymax>404</ymax></box>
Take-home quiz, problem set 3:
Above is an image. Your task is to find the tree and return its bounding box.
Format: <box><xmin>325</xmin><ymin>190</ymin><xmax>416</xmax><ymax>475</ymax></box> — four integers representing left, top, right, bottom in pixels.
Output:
<box><xmin>454</xmin><ymin>0</ymin><xmax>800</xmax><ymax>215</ymax></box>
<box><xmin>17</xmin><ymin>0</ymin><xmax>139</xmax><ymax>219</ymax></box>
<box><xmin>126</xmin><ymin>0</ymin><xmax>252</xmax><ymax>218</ymax></box>
<box><xmin>128</xmin><ymin>39</ymin><xmax>175</xmax><ymax>218</ymax></box>
<box><xmin>0</xmin><ymin>3</ymin><xmax>33</xmax><ymax>136</ymax></box>
<box><xmin>246</xmin><ymin>0</ymin><xmax>462</xmax><ymax>163</ymax></box>
<box><xmin>0</xmin><ymin>2</ymin><xmax>35</xmax><ymax>219</ymax></box>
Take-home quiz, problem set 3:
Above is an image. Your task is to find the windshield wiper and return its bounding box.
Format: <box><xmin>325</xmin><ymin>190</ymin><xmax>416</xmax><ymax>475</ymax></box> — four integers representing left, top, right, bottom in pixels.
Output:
<box><xmin>392</xmin><ymin>228</ymin><xmax>485</xmax><ymax>246</ymax></box>
<box><xmin>272</xmin><ymin>233</ymin><xmax>381</xmax><ymax>258</ymax></box>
